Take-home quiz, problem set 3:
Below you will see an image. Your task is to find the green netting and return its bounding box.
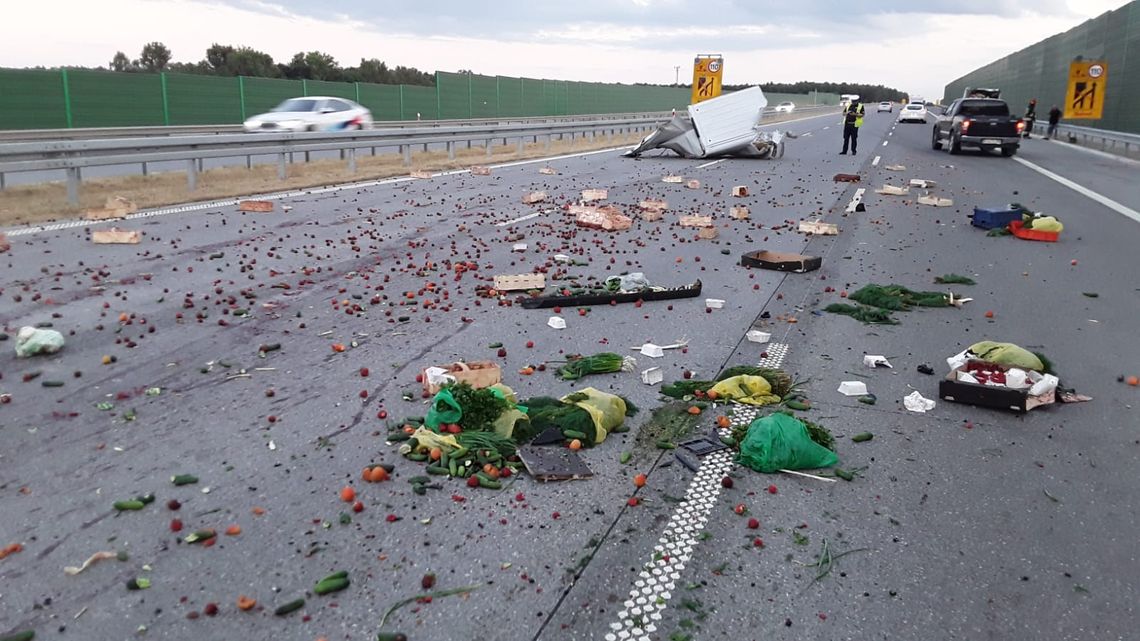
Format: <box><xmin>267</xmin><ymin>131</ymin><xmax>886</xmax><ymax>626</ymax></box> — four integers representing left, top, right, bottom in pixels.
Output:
<box><xmin>0</xmin><ymin>69</ymin><xmax>67</xmax><ymax>129</ymax></box>
<box><xmin>944</xmin><ymin>0</ymin><xmax>1138</xmax><ymax>133</ymax></box>
<box><xmin>67</xmin><ymin>70</ymin><xmax>164</xmax><ymax>127</ymax></box>
<box><xmin>497</xmin><ymin>76</ymin><xmax>523</xmax><ymax>117</ymax></box>
<box><xmin>164</xmin><ymin>73</ymin><xmax>241</xmax><ymax>125</ymax></box>
<box><xmin>470</xmin><ymin>74</ymin><xmax>498</xmax><ymax>118</ymax></box>
<box><xmin>303</xmin><ymin>79</ymin><xmax>356</xmax><ymax>101</ymax></box>
<box><xmin>242</xmin><ymin>76</ymin><xmax>304</xmax><ymax>117</ymax></box>
<box><xmin>401</xmin><ymin>85</ymin><xmax>438</xmax><ymax>120</ymax></box>
<box><xmin>436</xmin><ymin>71</ymin><xmax>470</xmax><ymax>119</ymax></box>
<box><xmin>356</xmin><ymin>83</ymin><xmax>402</xmax><ymax>121</ymax></box>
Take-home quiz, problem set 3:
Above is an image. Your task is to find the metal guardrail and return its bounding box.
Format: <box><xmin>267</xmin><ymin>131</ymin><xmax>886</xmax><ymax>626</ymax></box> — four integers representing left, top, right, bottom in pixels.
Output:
<box><xmin>0</xmin><ymin>105</ymin><xmax>836</xmax><ymax>205</ymax></box>
<box><xmin>0</xmin><ymin>111</ymin><xmax>681</xmax><ymax>142</ymax></box>
<box><xmin>0</xmin><ymin>116</ymin><xmax>666</xmax><ymax>204</ymax></box>
<box><xmin>1029</xmin><ymin>121</ymin><xmax>1140</xmax><ymax>159</ymax></box>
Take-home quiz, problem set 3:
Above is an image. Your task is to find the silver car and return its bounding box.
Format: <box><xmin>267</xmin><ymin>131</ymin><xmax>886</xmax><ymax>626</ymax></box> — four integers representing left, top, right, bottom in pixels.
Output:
<box><xmin>243</xmin><ymin>97</ymin><xmax>373</xmax><ymax>133</ymax></box>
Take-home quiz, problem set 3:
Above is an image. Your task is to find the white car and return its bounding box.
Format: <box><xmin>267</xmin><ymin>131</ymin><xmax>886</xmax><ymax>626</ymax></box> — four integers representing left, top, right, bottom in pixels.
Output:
<box><xmin>877</xmin><ymin>101</ymin><xmax>892</xmax><ymax>113</ymax></box>
<box><xmin>774</xmin><ymin>101</ymin><xmax>795</xmax><ymax>113</ymax></box>
<box><xmin>243</xmin><ymin>97</ymin><xmax>373</xmax><ymax>133</ymax></box>
<box><xmin>898</xmin><ymin>102</ymin><xmax>928</xmax><ymax>123</ymax></box>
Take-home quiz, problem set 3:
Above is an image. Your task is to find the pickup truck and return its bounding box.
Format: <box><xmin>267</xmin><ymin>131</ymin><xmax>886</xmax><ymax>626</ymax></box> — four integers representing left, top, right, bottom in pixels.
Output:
<box><xmin>932</xmin><ymin>98</ymin><xmax>1025</xmax><ymax>156</ymax></box>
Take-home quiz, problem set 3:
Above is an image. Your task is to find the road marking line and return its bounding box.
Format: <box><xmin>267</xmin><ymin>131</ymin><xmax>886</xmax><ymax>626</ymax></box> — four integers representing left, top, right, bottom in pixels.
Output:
<box><xmin>1041</xmin><ymin>138</ymin><xmax>1140</xmax><ymax>167</ymax></box>
<box><xmin>872</xmin><ymin>155</ymin><xmax>881</xmax><ymax>166</ymax></box>
<box><xmin>696</xmin><ymin>159</ymin><xmax>726</xmax><ymax>169</ymax></box>
<box><xmin>801</xmin><ymin>132</ymin><xmax>812</xmax><ymax>137</ymax></box>
<box><xmin>882</xmin><ymin>141</ymin><xmax>889</xmax><ymax>147</ymax></box>
<box><xmin>845</xmin><ymin>188</ymin><xmax>867</xmax><ymax>213</ymax></box>
<box><xmin>1014</xmin><ymin>157</ymin><xmax>1140</xmax><ymax>224</ymax></box>
<box><xmin>495</xmin><ymin>209</ymin><xmax>552</xmax><ymax>227</ymax></box>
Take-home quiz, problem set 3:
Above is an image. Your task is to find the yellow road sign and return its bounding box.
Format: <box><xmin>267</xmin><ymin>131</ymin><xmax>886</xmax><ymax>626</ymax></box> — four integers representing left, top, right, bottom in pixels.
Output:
<box><xmin>691</xmin><ymin>55</ymin><xmax>724</xmax><ymax>105</ymax></box>
<box><xmin>1064</xmin><ymin>60</ymin><xmax>1107</xmax><ymax>120</ymax></box>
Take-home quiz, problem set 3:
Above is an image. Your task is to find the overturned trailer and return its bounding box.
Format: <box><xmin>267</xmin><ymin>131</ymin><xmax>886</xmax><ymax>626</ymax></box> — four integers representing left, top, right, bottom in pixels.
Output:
<box><xmin>624</xmin><ymin>87</ymin><xmax>787</xmax><ymax>160</ymax></box>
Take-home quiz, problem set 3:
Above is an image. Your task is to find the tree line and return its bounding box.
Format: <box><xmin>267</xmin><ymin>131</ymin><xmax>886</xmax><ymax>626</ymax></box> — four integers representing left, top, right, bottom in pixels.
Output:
<box><xmin>106</xmin><ymin>42</ymin><xmax>435</xmax><ymax>86</ymax></box>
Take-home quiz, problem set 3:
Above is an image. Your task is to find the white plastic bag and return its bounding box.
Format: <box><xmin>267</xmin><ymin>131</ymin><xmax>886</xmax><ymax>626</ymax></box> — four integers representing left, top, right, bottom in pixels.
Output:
<box><xmin>15</xmin><ymin>326</ymin><xmax>65</xmax><ymax>358</ymax></box>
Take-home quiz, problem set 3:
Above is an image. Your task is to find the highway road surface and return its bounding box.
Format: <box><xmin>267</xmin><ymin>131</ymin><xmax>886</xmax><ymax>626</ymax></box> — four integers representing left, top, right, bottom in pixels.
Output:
<box><xmin>1</xmin><ymin>108</ymin><xmax>1138</xmax><ymax>641</ymax></box>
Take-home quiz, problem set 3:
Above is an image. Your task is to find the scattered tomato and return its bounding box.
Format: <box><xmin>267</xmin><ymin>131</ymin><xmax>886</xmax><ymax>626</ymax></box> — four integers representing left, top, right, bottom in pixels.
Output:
<box><xmin>340</xmin><ymin>486</ymin><xmax>356</xmax><ymax>502</ymax></box>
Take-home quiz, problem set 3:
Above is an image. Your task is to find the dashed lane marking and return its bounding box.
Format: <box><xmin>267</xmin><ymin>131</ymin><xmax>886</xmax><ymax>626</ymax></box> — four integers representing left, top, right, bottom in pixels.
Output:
<box><xmin>603</xmin><ymin>343</ymin><xmax>787</xmax><ymax>641</ymax></box>
<box><xmin>845</xmin><ymin>188</ymin><xmax>866</xmax><ymax>213</ymax></box>
<box><xmin>495</xmin><ymin>209</ymin><xmax>554</xmax><ymax>227</ymax></box>
<box><xmin>872</xmin><ymin>155</ymin><xmax>880</xmax><ymax>166</ymax></box>
<box><xmin>882</xmin><ymin>140</ymin><xmax>889</xmax><ymax>146</ymax></box>
<box><xmin>1014</xmin><ymin>157</ymin><xmax>1140</xmax><ymax>225</ymax></box>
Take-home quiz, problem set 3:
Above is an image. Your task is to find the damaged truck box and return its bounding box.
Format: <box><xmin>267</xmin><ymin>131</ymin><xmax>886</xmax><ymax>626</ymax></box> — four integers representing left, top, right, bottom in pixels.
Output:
<box><xmin>624</xmin><ymin>87</ymin><xmax>787</xmax><ymax>160</ymax></box>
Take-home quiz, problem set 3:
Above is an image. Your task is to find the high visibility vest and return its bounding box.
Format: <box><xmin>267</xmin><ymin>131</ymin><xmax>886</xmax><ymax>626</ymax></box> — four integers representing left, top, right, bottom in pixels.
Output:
<box><xmin>845</xmin><ymin>104</ymin><xmax>865</xmax><ymax>128</ymax></box>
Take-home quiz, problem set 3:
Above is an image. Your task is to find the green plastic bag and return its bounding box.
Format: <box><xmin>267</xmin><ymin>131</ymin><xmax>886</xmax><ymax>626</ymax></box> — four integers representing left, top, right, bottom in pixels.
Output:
<box><xmin>737</xmin><ymin>413</ymin><xmax>838</xmax><ymax>473</ymax></box>
<box><xmin>425</xmin><ymin>389</ymin><xmax>462</xmax><ymax>430</ymax></box>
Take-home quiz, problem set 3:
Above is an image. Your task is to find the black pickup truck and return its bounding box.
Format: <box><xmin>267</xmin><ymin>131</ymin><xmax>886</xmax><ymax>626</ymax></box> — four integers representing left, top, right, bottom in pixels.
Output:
<box><xmin>932</xmin><ymin>98</ymin><xmax>1025</xmax><ymax>156</ymax></box>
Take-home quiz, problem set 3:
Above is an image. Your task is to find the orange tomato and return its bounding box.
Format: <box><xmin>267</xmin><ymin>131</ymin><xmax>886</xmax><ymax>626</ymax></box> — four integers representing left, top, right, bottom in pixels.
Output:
<box><xmin>716</xmin><ymin>415</ymin><xmax>731</xmax><ymax>429</ymax></box>
<box><xmin>633</xmin><ymin>473</ymin><xmax>647</xmax><ymax>488</ymax></box>
<box><xmin>429</xmin><ymin>447</ymin><xmax>443</xmax><ymax>461</ymax></box>
<box><xmin>706</xmin><ymin>390</ymin><xmax>719</xmax><ymax>400</ymax></box>
<box><xmin>225</xmin><ymin>524</ymin><xmax>242</xmax><ymax>536</ymax></box>
<box><xmin>688</xmin><ymin>406</ymin><xmax>702</xmax><ymax>415</ymax></box>
<box><xmin>339</xmin><ymin>486</ymin><xmax>356</xmax><ymax>502</ymax></box>
<box><xmin>568</xmin><ymin>439</ymin><xmax>582</xmax><ymax>451</ymax></box>
<box><xmin>236</xmin><ymin>595</ymin><xmax>257</xmax><ymax>611</ymax></box>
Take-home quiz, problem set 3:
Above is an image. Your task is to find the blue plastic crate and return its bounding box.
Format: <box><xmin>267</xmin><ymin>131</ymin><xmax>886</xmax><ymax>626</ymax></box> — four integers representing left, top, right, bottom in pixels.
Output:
<box><xmin>972</xmin><ymin>205</ymin><xmax>1025</xmax><ymax>230</ymax></box>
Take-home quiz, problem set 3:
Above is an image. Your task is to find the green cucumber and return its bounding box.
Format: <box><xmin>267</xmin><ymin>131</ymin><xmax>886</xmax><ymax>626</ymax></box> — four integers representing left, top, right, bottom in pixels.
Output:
<box><xmin>320</xmin><ymin>570</ymin><xmax>348</xmax><ymax>582</ymax></box>
<box><xmin>785</xmin><ymin>399</ymin><xmax>811</xmax><ymax>411</ymax></box>
<box><xmin>171</xmin><ymin>474</ymin><xmax>198</xmax><ymax>486</ymax></box>
<box><xmin>0</xmin><ymin>631</ymin><xmax>34</xmax><ymax>641</ymax></box>
<box><xmin>719</xmin><ymin>436</ymin><xmax>737</xmax><ymax>447</ymax></box>
<box><xmin>406</xmin><ymin>452</ymin><xmax>429</xmax><ymax>462</ymax></box>
<box><xmin>274</xmin><ymin>598</ymin><xmax>305</xmax><ymax>616</ymax></box>
<box><xmin>448</xmin><ymin>459</ymin><xmax>459</xmax><ymax>476</ymax></box>
<box><xmin>562</xmin><ymin>429</ymin><xmax>588</xmax><ymax>440</ymax></box>
<box><xmin>426</xmin><ymin>465</ymin><xmax>449</xmax><ymax>476</ymax></box>
<box><xmin>408</xmin><ymin>476</ymin><xmax>430</xmax><ymax>485</ymax></box>
<box><xmin>185</xmin><ymin>529</ymin><xmax>216</xmax><ymax>544</ymax></box>
<box><xmin>412</xmin><ymin>485</ymin><xmax>427</xmax><ymax>495</ymax></box>
<box><xmin>314</xmin><ymin>577</ymin><xmax>350</xmax><ymax>595</ymax></box>
<box><xmin>136</xmin><ymin>494</ymin><xmax>156</xmax><ymax>505</ymax></box>
<box><xmin>477</xmin><ymin>476</ymin><xmax>502</xmax><ymax>489</ymax></box>
<box><xmin>438</xmin><ymin>451</ymin><xmax>450</xmax><ymax>468</ymax></box>
<box><xmin>113</xmin><ymin>500</ymin><xmax>145</xmax><ymax>511</ymax></box>
<box><xmin>387</xmin><ymin>432</ymin><xmax>411</xmax><ymax>442</ymax></box>
<box><xmin>851</xmin><ymin>432</ymin><xmax>874</xmax><ymax>443</ymax></box>
<box><xmin>656</xmin><ymin>440</ymin><xmax>677</xmax><ymax>450</ymax></box>
<box><xmin>376</xmin><ymin>633</ymin><xmax>408</xmax><ymax>641</ymax></box>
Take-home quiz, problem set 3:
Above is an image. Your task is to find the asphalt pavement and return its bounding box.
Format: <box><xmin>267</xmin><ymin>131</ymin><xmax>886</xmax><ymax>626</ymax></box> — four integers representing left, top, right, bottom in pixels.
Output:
<box><xmin>1</xmin><ymin>108</ymin><xmax>1138</xmax><ymax>641</ymax></box>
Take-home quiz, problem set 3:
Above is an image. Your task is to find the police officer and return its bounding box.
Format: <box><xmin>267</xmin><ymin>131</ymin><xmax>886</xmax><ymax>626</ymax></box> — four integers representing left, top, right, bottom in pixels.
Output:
<box><xmin>840</xmin><ymin>99</ymin><xmax>864</xmax><ymax>155</ymax></box>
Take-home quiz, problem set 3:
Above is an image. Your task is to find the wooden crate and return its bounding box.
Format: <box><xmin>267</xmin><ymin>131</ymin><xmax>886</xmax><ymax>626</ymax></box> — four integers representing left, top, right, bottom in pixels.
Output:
<box><xmin>697</xmin><ymin>226</ymin><xmax>719</xmax><ymax>239</ymax></box>
<box><xmin>421</xmin><ymin>361</ymin><xmax>503</xmax><ymax>395</ymax></box>
<box><xmin>679</xmin><ymin>215</ymin><xmax>713</xmax><ymax>228</ymax></box>
<box><xmin>238</xmin><ymin>200</ymin><xmax>273</xmax><ymax>212</ymax></box>
<box><xmin>732</xmin><ymin>185</ymin><xmax>749</xmax><ymax>197</ymax></box>
<box><xmin>521</xmin><ymin>191</ymin><xmax>547</xmax><ymax>204</ymax></box>
<box><xmin>493</xmin><ymin>273</ymin><xmax>546</xmax><ymax>291</ymax></box>
<box><xmin>91</xmin><ymin>228</ymin><xmax>141</xmax><ymax>244</ymax></box>
<box><xmin>730</xmin><ymin>205</ymin><xmax>750</xmax><ymax>220</ymax></box>
<box><xmin>581</xmin><ymin>188</ymin><xmax>608</xmax><ymax>202</ymax></box>
<box><xmin>798</xmin><ymin>220</ymin><xmax>839</xmax><ymax>235</ymax></box>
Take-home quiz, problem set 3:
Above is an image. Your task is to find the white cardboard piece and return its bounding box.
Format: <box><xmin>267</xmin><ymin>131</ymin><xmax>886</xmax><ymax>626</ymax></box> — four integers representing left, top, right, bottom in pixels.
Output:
<box><xmin>746</xmin><ymin>330</ymin><xmax>771</xmax><ymax>344</ymax></box>
<box><xmin>837</xmin><ymin>381</ymin><xmax>869</xmax><ymax>396</ymax></box>
<box><xmin>641</xmin><ymin>367</ymin><xmax>664</xmax><ymax>386</ymax></box>
<box><xmin>547</xmin><ymin>316</ymin><xmax>567</xmax><ymax>329</ymax></box>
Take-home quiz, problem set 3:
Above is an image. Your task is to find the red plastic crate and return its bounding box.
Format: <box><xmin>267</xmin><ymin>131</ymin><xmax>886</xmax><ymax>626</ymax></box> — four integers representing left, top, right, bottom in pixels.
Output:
<box><xmin>1009</xmin><ymin>220</ymin><xmax>1059</xmax><ymax>242</ymax></box>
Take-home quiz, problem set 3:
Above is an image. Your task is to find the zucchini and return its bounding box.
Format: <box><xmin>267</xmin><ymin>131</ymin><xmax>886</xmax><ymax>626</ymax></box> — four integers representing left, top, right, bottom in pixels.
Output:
<box><xmin>562</xmin><ymin>429</ymin><xmax>588</xmax><ymax>440</ymax></box>
<box><xmin>274</xmin><ymin>598</ymin><xmax>305</xmax><ymax>616</ymax></box>
<box><xmin>171</xmin><ymin>474</ymin><xmax>198</xmax><ymax>486</ymax></box>
<box><xmin>851</xmin><ymin>432</ymin><xmax>874</xmax><ymax>443</ymax></box>
<box><xmin>0</xmin><ymin>631</ymin><xmax>34</xmax><ymax>641</ymax></box>
<box><xmin>314</xmin><ymin>577</ymin><xmax>349</xmax><ymax>595</ymax></box>
<box><xmin>113</xmin><ymin>500</ymin><xmax>145</xmax><ymax>511</ymax></box>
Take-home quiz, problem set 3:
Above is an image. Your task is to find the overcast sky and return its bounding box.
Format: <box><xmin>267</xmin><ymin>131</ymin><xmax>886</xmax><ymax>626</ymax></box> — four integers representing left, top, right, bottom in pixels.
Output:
<box><xmin>1</xmin><ymin>0</ymin><xmax>1127</xmax><ymax>98</ymax></box>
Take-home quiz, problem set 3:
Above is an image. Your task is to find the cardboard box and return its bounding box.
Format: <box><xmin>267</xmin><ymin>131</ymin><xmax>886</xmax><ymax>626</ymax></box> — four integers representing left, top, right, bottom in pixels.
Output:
<box><xmin>238</xmin><ymin>200</ymin><xmax>274</xmax><ymax>212</ymax></box>
<box><xmin>732</xmin><ymin>185</ymin><xmax>749</xmax><ymax>197</ymax></box>
<box><xmin>679</xmin><ymin>215</ymin><xmax>713</xmax><ymax>228</ymax></box>
<box><xmin>421</xmin><ymin>361</ymin><xmax>502</xmax><ymax>395</ymax></box>
<box><xmin>522</xmin><ymin>191</ymin><xmax>547</xmax><ymax>204</ymax></box>
<box><xmin>740</xmin><ymin>250</ymin><xmax>822</xmax><ymax>273</ymax></box>
<box><xmin>798</xmin><ymin>220</ymin><xmax>839</xmax><ymax>235</ymax></box>
<box><xmin>91</xmin><ymin>228</ymin><xmax>142</xmax><ymax>244</ymax></box>
<box><xmin>580</xmin><ymin>188</ymin><xmax>608</xmax><ymax>202</ymax></box>
<box><xmin>493</xmin><ymin>273</ymin><xmax>546</xmax><ymax>291</ymax></box>
<box><xmin>730</xmin><ymin>205</ymin><xmax>750</xmax><ymax>220</ymax></box>
<box><xmin>939</xmin><ymin>361</ymin><xmax>1056</xmax><ymax>413</ymax></box>
<box><xmin>470</xmin><ymin>166</ymin><xmax>492</xmax><ymax>176</ymax></box>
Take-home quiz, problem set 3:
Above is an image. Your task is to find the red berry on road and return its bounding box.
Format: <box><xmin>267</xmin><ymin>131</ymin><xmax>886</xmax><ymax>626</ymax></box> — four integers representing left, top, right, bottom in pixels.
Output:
<box><xmin>748</xmin><ymin>518</ymin><xmax>760</xmax><ymax>529</ymax></box>
<box><xmin>352</xmin><ymin>501</ymin><xmax>364</xmax><ymax>513</ymax></box>
<box><xmin>767</xmin><ymin>484</ymin><xmax>778</xmax><ymax>494</ymax></box>
<box><xmin>721</xmin><ymin>476</ymin><xmax>734</xmax><ymax>489</ymax></box>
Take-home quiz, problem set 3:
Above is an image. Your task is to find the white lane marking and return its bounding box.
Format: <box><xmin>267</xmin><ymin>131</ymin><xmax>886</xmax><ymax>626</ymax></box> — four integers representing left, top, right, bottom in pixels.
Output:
<box><xmin>495</xmin><ymin>209</ymin><xmax>552</xmax><ymax>227</ymax></box>
<box><xmin>1041</xmin><ymin>138</ymin><xmax>1140</xmax><ymax>167</ymax></box>
<box><xmin>604</xmin><ymin>343</ymin><xmax>788</xmax><ymax>641</ymax></box>
<box><xmin>605</xmin><ymin>450</ymin><xmax>736</xmax><ymax>641</ymax></box>
<box><xmin>801</xmin><ymin>132</ymin><xmax>812</xmax><ymax>137</ymax></box>
<box><xmin>696</xmin><ymin>159</ymin><xmax>726</xmax><ymax>169</ymax></box>
<box><xmin>823</xmin><ymin>126</ymin><xmax>830</xmax><ymax>130</ymax></box>
<box><xmin>1014</xmin><ymin>157</ymin><xmax>1140</xmax><ymax>224</ymax></box>
<box><xmin>845</xmin><ymin>188</ymin><xmax>866</xmax><ymax>213</ymax></box>
<box><xmin>882</xmin><ymin>141</ymin><xmax>889</xmax><ymax>147</ymax></box>
<box><xmin>1</xmin><ymin>145</ymin><xmax>633</xmax><ymax>237</ymax></box>
<box><xmin>872</xmin><ymin>155</ymin><xmax>881</xmax><ymax>166</ymax></box>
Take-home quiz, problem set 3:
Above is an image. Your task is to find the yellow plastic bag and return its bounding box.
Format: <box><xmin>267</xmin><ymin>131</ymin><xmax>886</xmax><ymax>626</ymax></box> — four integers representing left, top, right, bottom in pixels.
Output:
<box><xmin>561</xmin><ymin>387</ymin><xmax>628</xmax><ymax>444</ymax></box>
<box><xmin>487</xmin><ymin>384</ymin><xmax>528</xmax><ymax>438</ymax></box>
<box><xmin>399</xmin><ymin>426</ymin><xmax>460</xmax><ymax>456</ymax></box>
<box><xmin>708</xmin><ymin>375</ymin><xmax>781</xmax><ymax>406</ymax></box>
<box><xmin>1030</xmin><ymin>216</ymin><xmax>1063</xmax><ymax>232</ymax></box>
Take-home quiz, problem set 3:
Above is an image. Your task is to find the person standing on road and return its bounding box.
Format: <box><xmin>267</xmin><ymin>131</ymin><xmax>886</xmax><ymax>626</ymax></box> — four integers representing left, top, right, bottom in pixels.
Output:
<box><xmin>1024</xmin><ymin>99</ymin><xmax>1037</xmax><ymax>138</ymax></box>
<box><xmin>1047</xmin><ymin>105</ymin><xmax>1062</xmax><ymax>139</ymax></box>
<box><xmin>839</xmin><ymin>99</ymin><xmax>865</xmax><ymax>155</ymax></box>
